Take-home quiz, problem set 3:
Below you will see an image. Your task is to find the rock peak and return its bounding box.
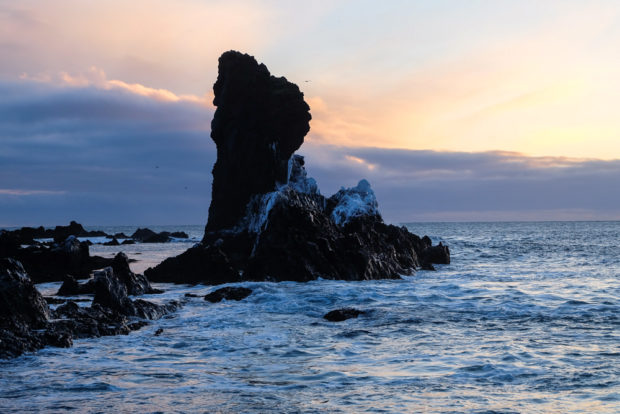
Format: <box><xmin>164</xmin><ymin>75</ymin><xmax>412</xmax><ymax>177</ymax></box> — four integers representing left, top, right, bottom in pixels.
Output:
<box><xmin>206</xmin><ymin>50</ymin><xmax>312</xmax><ymax>232</ymax></box>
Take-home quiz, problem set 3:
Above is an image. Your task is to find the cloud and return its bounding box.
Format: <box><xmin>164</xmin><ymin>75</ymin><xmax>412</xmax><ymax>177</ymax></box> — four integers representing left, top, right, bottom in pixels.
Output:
<box><xmin>20</xmin><ymin>66</ymin><xmax>212</xmax><ymax>106</ymax></box>
<box><xmin>0</xmin><ymin>189</ymin><xmax>66</xmax><ymax>196</ymax></box>
<box><xmin>1</xmin><ymin>77</ymin><xmax>620</xmax><ymax>227</ymax></box>
<box><xmin>298</xmin><ymin>144</ymin><xmax>620</xmax><ymax>222</ymax></box>
<box><xmin>0</xmin><ymin>78</ymin><xmax>216</xmax><ymax>226</ymax></box>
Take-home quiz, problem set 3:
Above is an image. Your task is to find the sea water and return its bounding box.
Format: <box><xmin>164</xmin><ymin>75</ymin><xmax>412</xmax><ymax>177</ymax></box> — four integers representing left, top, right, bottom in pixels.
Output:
<box><xmin>1</xmin><ymin>222</ymin><xmax>618</xmax><ymax>413</ymax></box>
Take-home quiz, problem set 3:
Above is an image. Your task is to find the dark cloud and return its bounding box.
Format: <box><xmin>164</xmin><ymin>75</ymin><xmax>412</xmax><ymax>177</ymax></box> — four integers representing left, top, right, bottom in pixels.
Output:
<box><xmin>0</xmin><ymin>80</ymin><xmax>216</xmax><ymax>226</ymax></box>
<box><xmin>299</xmin><ymin>144</ymin><xmax>620</xmax><ymax>222</ymax></box>
<box><xmin>1</xmin><ymin>80</ymin><xmax>620</xmax><ymax>226</ymax></box>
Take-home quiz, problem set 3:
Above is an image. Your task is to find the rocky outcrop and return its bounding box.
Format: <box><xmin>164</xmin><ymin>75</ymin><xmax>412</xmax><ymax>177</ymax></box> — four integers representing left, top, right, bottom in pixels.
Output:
<box><xmin>204</xmin><ymin>287</ymin><xmax>252</xmax><ymax>303</ymax></box>
<box><xmin>0</xmin><ymin>259</ymin><xmax>178</xmax><ymax>359</ymax></box>
<box><xmin>324</xmin><ymin>308</ymin><xmax>364</xmax><ymax>322</ymax></box>
<box><xmin>0</xmin><ymin>258</ymin><xmax>71</xmax><ymax>358</ymax></box>
<box><xmin>206</xmin><ymin>51</ymin><xmax>311</xmax><ymax>232</ymax></box>
<box><xmin>57</xmin><ymin>275</ymin><xmax>94</xmax><ymax>296</ymax></box>
<box><xmin>92</xmin><ymin>267</ymin><xmax>176</xmax><ymax>319</ymax></box>
<box><xmin>7</xmin><ymin>235</ymin><xmax>113</xmax><ymax>283</ymax></box>
<box><xmin>0</xmin><ymin>221</ymin><xmax>106</xmax><ymax>245</ymax></box>
<box><xmin>111</xmin><ymin>252</ymin><xmax>161</xmax><ymax>295</ymax></box>
<box><xmin>146</xmin><ymin>50</ymin><xmax>450</xmax><ymax>285</ymax></box>
<box><xmin>419</xmin><ymin>242</ymin><xmax>450</xmax><ymax>266</ymax></box>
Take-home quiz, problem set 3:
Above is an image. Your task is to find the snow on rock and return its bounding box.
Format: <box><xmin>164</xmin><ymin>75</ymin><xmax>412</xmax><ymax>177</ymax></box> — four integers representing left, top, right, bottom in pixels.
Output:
<box><xmin>244</xmin><ymin>191</ymin><xmax>281</xmax><ymax>234</ymax></box>
<box><xmin>287</xmin><ymin>155</ymin><xmax>319</xmax><ymax>195</ymax></box>
<box><xmin>329</xmin><ymin>179</ymin><xmax>380</xmax><ymax>226</ymax></box>
<box><xmin>242</xmin><ymin>154</ymin><xmax>319</xmax><ymax>234</ymax></box>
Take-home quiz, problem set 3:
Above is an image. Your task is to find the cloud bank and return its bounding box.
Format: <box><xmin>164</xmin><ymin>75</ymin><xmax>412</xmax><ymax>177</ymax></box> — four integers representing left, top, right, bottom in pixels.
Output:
<box><xmin>1</xmin><ymin>79</ymin><xmax>620</xmax><ymax>226</ymax></box>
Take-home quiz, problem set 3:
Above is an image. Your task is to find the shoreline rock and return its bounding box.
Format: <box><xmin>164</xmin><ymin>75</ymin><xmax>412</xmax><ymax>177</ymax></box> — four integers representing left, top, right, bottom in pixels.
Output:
<box><xmin>146</xmin><ymin>50</ymin><xmax>450</xmax><ymax>285</ymax></box>
<box><xmin>0</xmin><ymin>258</ymin><xmax>178</xmax><ymax>359</ymax></box>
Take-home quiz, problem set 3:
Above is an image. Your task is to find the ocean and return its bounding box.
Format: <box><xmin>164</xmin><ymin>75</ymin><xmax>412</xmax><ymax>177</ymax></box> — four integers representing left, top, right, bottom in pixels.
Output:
<box><xmin>1</xmin><ymin>222</ymin><xmax>619</xmax><ymax>413</ymax></box>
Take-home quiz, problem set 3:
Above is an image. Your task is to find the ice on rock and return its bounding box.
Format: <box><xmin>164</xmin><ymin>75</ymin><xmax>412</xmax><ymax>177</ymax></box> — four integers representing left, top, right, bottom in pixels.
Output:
<box><xmin>330</xmin><ymin>179</ymin><xmax>380</xmax><ymax>226</ymax></box>
<box><xmin>245</xmin><ymin>191</ymin><xmax>280</xmax><ymax>233</ymax></box>
<box><xmin>287</xmin><ymin>155</ymin><xmax>319</xmax><ymax>195</ymax></box>
<box><xmin>244</xmin><ymin>154</ymin><xmax>319</xmax><ymax>233</ymax></box>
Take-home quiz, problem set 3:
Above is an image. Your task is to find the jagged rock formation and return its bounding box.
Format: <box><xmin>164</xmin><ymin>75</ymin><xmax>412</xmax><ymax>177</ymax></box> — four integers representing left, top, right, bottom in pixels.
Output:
<box><xmin>0</xmin><ymin>258</ymin><xmax>178</xmax><ymax>359</ymax></box>
<box><xmin>206</xmin><ymin>51</ymin><xmax>311</xmax><ymax>231</ymax></box>
<box><xmin>145</xmin><ymin>50</ymin><xmax>449</xmax><ymax>285</ymax></box>
<box><xmin>1</xmin><ymin>235</ymin><xmax>113</xmax><ymax>283</ymax></box>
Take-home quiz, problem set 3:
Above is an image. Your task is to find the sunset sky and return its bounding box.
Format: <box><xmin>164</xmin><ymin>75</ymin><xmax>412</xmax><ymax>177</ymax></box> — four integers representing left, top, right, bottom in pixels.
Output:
<box><xmin>2</xmin><ymin>0</ymin><xmax>620</xmax><ymax>225</ymax></box>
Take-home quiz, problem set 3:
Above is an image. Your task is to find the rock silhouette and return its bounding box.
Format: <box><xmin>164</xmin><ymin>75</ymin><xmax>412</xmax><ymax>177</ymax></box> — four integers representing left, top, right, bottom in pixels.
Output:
<box><xmin>146</xmin><ymin>51</ymin><xmax>449</xmax><ymax>285</ymax></box>
<box><xmin>1</xmin><ymin>258</ymin><xmax>178</xmax><ymax>359</ymax></box>
<box><xmin>206</xmin><ymin>51</ymin><xmax>311</xmax><ymax>232</ymax></box>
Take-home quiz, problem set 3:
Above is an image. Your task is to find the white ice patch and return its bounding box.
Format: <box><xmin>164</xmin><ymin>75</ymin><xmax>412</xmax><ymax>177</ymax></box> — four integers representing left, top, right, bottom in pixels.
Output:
<box><xmin>287</xmin><ymin>154</ymin><xmax>319</xmax><ymax>195</ymax></box>
<box><xmin>243</xmin><ymin>154</ymin><xmax>320</xmax><ymax>234</ymax></box>
<box><xmin>245</xmin><ymin>191</ymin><xmax>280</xmax><ymax>234</ymax></box>
<box><xmin>330</xmin><ymin>179</ymin><xmax>379</xmax><ymax>226</ymax></box>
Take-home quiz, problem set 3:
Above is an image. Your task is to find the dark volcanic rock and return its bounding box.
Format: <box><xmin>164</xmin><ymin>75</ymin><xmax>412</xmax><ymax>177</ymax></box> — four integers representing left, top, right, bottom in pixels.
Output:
<box><xmin>111</xmin><ymin>252</ymin><xmax>158</xmax><ymax>295</ymax></box>
<box><xmin>103</xmin><ymin>238</ymin><xmax>120</xmax><ymax>246</ymax></box>
<box><xmin>93</xmin><ymin>266</ymin><xmax>178</xmax><ymax>319</ymax></box>
<box><xmin>0</xmin><ymin>221</ymin><xmax>109</xmax><ymax>246</ymax></box>
<box><xmin>206</xmin><ymin>51</ymin><xmax>311</xmax><ymax>232</ymax></box>
<box><xmin>130</xmin><ymin>228</ymin><xmax>157</xmax><ymax>242</ymax></box>
<box><xmin>420</xmin><ymin>242</ymin><xmax>451</xmax><ymax>265</ymax></box>
<box><xmin>121</xmin><ymin>239</ymin><xmax>135</xmax><ymax>245</ymax></box>
<box><xmin>146</xmin><ymin>51</ymin><xmax>450</xmax><ymax>285</ymax></box>
<box><xmin>0</xmin><ymin>259</ymin><xmax>50</xmax><ymax>328</ymax></box>
<box><xmin>57</xmin><ymin>275</ymin><xmax>94</xmax><ymax>296</ymax></box>
<box><xmin>170</xmin><ymin>231</ymin><xmax>189</xmax><ymax>238</ymax></box>
<box><xmin>5</xmin><ymin>235</ymin><xmax>114</xmax><ymax>283</ymax></box>
<box><xmin>0</xmin><ymin>258</ymin><xmax>70</xmax><ymax>358</ymax></box>
<box><xmin>204</xmin><ymin>286</ymin><xmax>252</xmax><ymax>303</ymax></box>
<box><xmin>145</xmin><ymin>243</ymin><xmax>240</xmax><ymax>285</ymax></box>
<box><xmin>130</xmin><ymin>228</ymin><xmax>171</xmax><ymax>243</ymax></box>
<box><xmin>1</xmin><ymin>258</ymin><xmax>178</xmax><ymax>359</ymax></box>
<box><xmin>324</xmin><ymin>308</ymin><xmax>364</xmax><ymax>322</ymax></box>
<box><xmin>143</xmin><ymin>232</ymin><xmax>170</xmax><ymax>243</ymax></box>
<box><xmin>93</xmin><ymin>267</ymin><xmax>135</xmax><ymax>314</ymax></box>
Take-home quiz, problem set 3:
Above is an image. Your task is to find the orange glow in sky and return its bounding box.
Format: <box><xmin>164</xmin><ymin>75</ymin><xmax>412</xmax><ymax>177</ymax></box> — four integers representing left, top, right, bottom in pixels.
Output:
<box><xmin>2</xmin><ymin>0</ymin><xmax>620</xmax><ymax>160</ymax></box>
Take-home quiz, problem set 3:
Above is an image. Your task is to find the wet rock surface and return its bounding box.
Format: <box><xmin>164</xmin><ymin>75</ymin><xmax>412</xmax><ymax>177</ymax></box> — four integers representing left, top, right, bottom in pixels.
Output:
<box><xmin>0</xmin><ymin>259</ymin><xmax>179</xmax><ymax>359</ymax></box>
<box><xmin>57</xmin><ymin>275</ymin><xmax>95</xmax><ymax>296</ymax></box>
<box><xmin>147</xmin><ymin>51</ymin><xmax>450</xmax><ymax>285</ymax></box>
<box><xmin>0</xmin><ymin>234</ymin><xmax>113</xmax><ymax>283</ymax></box>
<box><xmin>324</xmin><ymin>308</ymin><xmax>365</xmax><ymax>322</ymax></box>
<box><xmin>205</xmin><ymin>287</ymin><xmax>253</xmax><ymax>303</ymax></box>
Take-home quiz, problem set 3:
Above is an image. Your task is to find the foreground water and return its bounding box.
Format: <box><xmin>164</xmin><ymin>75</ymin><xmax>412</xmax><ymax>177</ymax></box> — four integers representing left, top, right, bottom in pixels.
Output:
<box><xmin>1</xmin><ymin>222</ymin><xmax>619</xmax><ymax>413</ymax></box>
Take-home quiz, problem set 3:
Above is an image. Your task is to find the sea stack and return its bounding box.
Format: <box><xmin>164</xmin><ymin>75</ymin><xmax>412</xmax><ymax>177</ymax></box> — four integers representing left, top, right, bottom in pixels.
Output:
<box><xmin>207</xmin><ymin>51</ymin><xmax>311</xmax><ymax>232</ymax></box>
<box><xmin>145</xmin><ymin>50</ymin><xmax>449</xmax><ymax>284</ymax></box>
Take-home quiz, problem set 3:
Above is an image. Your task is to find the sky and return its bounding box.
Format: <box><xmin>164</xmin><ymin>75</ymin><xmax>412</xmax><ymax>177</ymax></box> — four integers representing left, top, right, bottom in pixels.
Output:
<box><xmin>1</xmin><ymin>0</ymin><xmax>620</xmax><ymax>226</ymax></box>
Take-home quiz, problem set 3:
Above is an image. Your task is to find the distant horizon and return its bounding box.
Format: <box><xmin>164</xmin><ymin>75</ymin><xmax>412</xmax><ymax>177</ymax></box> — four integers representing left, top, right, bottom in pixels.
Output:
<box><xmin>4</xmin><ymin>218</ymin><xmax>620</xmax><ymax>230</ymax></box>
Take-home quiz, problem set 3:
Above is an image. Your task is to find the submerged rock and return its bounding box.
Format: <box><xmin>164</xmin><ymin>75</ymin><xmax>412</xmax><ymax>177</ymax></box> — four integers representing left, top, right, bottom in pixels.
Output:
<box><xmin>204</xmin><ymin>287</ymin><xmax>252</xmax><ymax>303</ymax></box>
<box><xmin>324</xmin><ymin>308</ymin><xmax>364</xmax><ymax>322</ymax></box>
<box><xmin>146</xmin><ymin>51</ymin><xmax>450</xmax><ymax>285</ymax></box>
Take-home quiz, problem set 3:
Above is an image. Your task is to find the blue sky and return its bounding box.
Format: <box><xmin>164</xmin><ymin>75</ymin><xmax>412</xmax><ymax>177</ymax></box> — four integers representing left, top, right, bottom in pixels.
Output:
<box><xmin>1</xmin><ymin>1</ymin><xmax>620</xmax><ymax>225</ymax></box>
